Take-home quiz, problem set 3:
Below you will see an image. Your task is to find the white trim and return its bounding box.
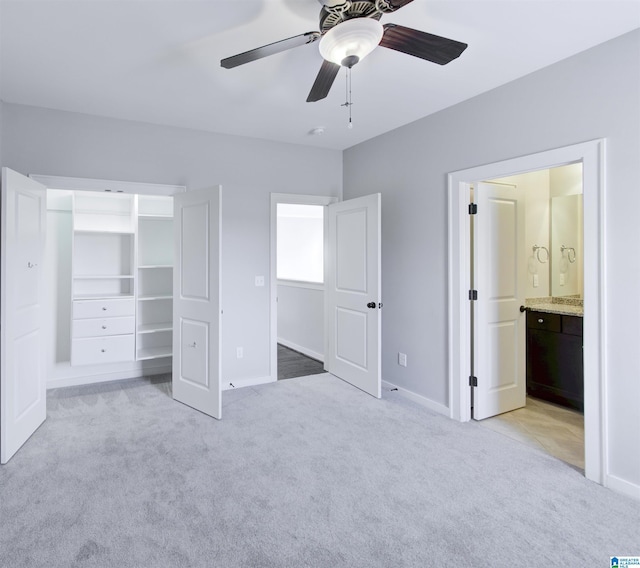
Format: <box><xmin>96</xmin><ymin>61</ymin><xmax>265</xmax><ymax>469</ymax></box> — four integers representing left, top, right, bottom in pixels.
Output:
<box><xmin>277</xmin><ymin>338</ymin><xmax>324</xmax><ymax>364</ymax></box>
<box><xmin>222</xmin><ymin>375</ymin><xmax>274</xmax><ymax>391</ymax></box>
<box><xmin>270</xmin><ymin>193</ymin><xmax>338</xmax><ymax>383</ymax></box>
<box><xmin>447</xmin><ymin>140</ymin><xmax>606</xmax><ymax>487</ymax></box>
<box><xmin>277</xmin><ymin>279</ymin><xmax>324</xmax><ymax>291</ymax></box>
<box><xmin>382</xmin><ymin>380</ymin><xmax>449</xmax><ymax>417</ymax></box>
<box><xmin>606</xmin><ymin>474</ymin><xmax>640</xmax><ymax>502</ymax></box>
<box><xmin>47</xmin><ymin>365</ymin><xmax>171</xmax><ymax>389</ymax></box>
<box><xmin>29</xmin><ymin>174</ymin><xmax>186</xmax><ymax>196</ymax></box>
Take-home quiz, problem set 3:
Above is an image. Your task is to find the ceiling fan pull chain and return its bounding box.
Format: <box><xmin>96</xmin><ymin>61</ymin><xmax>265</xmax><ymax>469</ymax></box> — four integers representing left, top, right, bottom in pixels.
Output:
<box><xmin>341</xmin><ymin>66</ymin><xmax>354</xmax><ymax>129</ymax></box>
<box><xmin>348</xmin><ymin>67</ymin><xmax>353</xmax><ymax>129</ymax></box>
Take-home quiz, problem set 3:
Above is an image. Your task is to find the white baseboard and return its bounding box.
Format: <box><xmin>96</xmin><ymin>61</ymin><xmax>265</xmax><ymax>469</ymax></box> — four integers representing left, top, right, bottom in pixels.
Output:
<box><xmin>277</xmin><ymin>338</ymin><xmax>324</xmax><ymax>363</ymax></box>
<box><xmin>606</xmin><ymin>473</ymin><xmax>640</xmax><ymax>501</ymax></box>
<box><xmin>382</xmin><ymin>379</ymin><xmax>450</xmax><ymax>417</ymax></box>
<box><xmin>47</xmin><ymin>365</ymin><xmax>172</xmax><ymax>389</ymax></box>
<box><xmin>222</xmin><ymin>375</ymin><xmax>275</xmax><ymax>391</ymax></box>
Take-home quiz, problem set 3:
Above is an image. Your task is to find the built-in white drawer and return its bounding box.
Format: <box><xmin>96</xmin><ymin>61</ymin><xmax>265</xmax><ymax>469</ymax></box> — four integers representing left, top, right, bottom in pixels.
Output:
<box><xmin>71</xmin><ymin>335</ymin><xmax>134</xmax><ymax>366</ymax></box>
<box><xmin>73</xmin><ymin>298</ymin><xmax>135</xmax><ymax>319</ymax></box>
<box><xmin>72</xmin><ymin>316</ymin><xmax>135</xmax><ymax>339</ymax></box>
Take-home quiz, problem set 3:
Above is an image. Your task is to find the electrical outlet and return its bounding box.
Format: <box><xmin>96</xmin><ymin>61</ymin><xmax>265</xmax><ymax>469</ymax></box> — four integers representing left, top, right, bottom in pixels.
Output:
<box><xmin>560</xmin><ymin>273</ymin><xmax>566</xmax><ymax>286</ymax></box>
<box><xmin>398</xmin><ymin>352</ymin><xmax>407</xmax><ymax>367</ymax></box>
<box><xmin>533</xmin><ymin>274</ymin><xmax>539</xmax><ymax>288</ymax></box>
<box><xmin>255</xmin><ymin>276</ymin><xmax>265</xmax><ymax>287</ymax></box>
<box><xmin>236</xmin><ymin>347</ymin><xmax>243</xmax><ymax>359</ymax></box>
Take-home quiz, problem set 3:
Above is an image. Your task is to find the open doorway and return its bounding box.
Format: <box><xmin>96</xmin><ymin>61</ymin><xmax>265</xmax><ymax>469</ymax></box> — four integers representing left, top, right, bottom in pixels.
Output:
<box><xmin>447</xmin><ymin>140</ymin><xmax>605</xmax><ymax>486</ymax></box>
<box><xmin>472</xmin><ymin>164</ymin><xmax>585</xmax><ymax>471</ymax></box>
<box><xmin>269</xmin><ymin>194</ymin><xmax>338</xmax><ymax>381</ymax></box>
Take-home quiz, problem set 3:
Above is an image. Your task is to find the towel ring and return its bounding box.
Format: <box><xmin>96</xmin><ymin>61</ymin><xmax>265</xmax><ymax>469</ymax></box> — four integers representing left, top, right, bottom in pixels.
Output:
<box><xmin>560</xmin><ymin>245</ymin><xmax>576</xmax><ymax>263</ymax></box>
<box><xmin>532</xmin><ymin>245</ymin><xmax>549</xmax><ymax>263</ymax></box>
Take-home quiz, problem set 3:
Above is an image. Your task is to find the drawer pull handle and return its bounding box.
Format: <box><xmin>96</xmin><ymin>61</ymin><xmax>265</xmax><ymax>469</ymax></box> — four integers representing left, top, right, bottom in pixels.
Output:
<box><xmin>102</xmin><ymin>307</ymin><xmax>107</xmax><ymax>311</ymax></box>
<box><xmin>101</xmin><ymin>349</ymin><xmax>106</xmax><ymax>353</ymax></box>
<box><xmin>189</xmin><ymin>342</ymin><xmax>197</xmax><ymax>348</ymax></box>
<box><xmin>102</xmin><ymin>326</ymin><xmax>107</xmax><ymax>330</ymax></box>
<box><xmin>538</xmin><ymin>318</ymin><xmax>544</xmax><ymax>323</ymax></box>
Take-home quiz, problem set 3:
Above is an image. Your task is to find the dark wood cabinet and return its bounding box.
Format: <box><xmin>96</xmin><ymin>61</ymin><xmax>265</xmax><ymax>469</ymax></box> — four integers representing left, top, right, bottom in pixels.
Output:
<box><xmin>526</xmin><ymin>310</ymin><xmax>584</xmax><ymax>412</ymax></box>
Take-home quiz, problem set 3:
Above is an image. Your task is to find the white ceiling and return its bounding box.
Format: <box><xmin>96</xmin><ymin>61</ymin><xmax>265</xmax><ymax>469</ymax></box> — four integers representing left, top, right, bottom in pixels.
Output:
<box><xmin>1</xmin><ymin>0</ymin><xmax>639</xmax><ymax>150</ymax></box>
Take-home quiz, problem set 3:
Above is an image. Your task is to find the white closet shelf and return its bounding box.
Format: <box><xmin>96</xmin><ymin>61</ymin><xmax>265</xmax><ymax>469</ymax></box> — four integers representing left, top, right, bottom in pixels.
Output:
<box><xmin>74</xmin><ymin>208</ymin><xmax>131</xmax><ymax>214</ymax></box>
<box><xmin>137</xmin><ymin>295</ymin><xmax>173</xmax><ymax>301</ymax></box>
<box><xmin>137</xmin><ymin>347</ymin><xmax>172</xmax><ymax>361</ymax></box>
<box><xmin>74</xmin><ymin>229</ymin><xmax>135</xmax><ymax>235</ymax></box>
<box><xmin>138</xmin><ymin>265</ymin><xmax>173</xmax><ymax>269</ymax></box>
<box><xmin>138</xmin><ymin>214</ymin><xmax>173</xmax><ymax>219</ymax></box>
<box><xmin>137</xmin><ymin>322</ymin><xmax>172</xmax><ymax>334</ymax></box>
<box><xmin>73</xmin><ymin>293</ymin><xmax>135</xmax><ymax>300</ymax></box>
<box><xmin>73</xmin><ymin>274</ymin><xmax>134</xmax><ymax>279</ymax></box>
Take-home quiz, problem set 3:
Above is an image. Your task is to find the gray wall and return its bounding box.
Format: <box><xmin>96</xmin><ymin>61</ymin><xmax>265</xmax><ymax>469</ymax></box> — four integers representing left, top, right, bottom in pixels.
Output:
<box><xmin>0</xmin><ymin>102</ymin><xmax>4</xmax><ymax>177</ymax></box>
<box><xmin>343</xmin><ymin>30</ymin><xmax>640</xmax><ymax>489</ymax></box>
<box><xmin>1</xmin><ymin>103</ymin><xmax>342</xmax><ymax>385</ymax></box>
<box><xmin>277</xmin><ymin>283</ymin><xmax>324</xmax><ymax>361</ymax></box>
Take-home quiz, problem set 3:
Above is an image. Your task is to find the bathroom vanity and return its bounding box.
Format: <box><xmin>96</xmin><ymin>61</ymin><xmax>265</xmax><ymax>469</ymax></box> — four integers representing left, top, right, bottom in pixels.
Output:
<box><xmin>525</xmin><ymin>303</ymin><xmax>584</xmax><ymax>412</ymax></box>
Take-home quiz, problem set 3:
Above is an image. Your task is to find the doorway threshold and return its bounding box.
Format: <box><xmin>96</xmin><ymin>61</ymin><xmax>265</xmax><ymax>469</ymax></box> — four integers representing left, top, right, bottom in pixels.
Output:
<box><xmin>477</xmin><ymin>396</ymin><xmax>584</xmax><ymax>472</ymax></box>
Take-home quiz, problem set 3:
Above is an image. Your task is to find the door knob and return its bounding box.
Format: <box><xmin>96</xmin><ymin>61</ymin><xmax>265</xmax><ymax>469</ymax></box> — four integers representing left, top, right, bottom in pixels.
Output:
<box><xmin>367</xmin><ymin>302</ymin><xmax>376</xmax><ymax>309</ymax></box>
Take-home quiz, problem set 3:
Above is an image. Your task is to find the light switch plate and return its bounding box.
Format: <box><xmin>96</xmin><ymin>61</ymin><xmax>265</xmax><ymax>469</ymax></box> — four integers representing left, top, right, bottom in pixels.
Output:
<box><xmin>255</xmin><ymin>276</ymin><xmax>265</xmax><ymax>287</ymax></box>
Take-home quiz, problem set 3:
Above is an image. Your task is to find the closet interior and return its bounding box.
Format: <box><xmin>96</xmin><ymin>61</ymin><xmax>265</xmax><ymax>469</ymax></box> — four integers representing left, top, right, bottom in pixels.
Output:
<box><xmin>48</xmin><ymin>188</ymin><xmax>175</xmax><ymax>386</ymax></box>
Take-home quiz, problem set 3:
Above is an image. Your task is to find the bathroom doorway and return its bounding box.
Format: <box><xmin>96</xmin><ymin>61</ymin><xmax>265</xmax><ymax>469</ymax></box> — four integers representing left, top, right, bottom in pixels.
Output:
<box><xmin>477</xmin><ymin>164</ymin><xmax>585</xmax><ymax>471</ymax></box>
<box><xmin>447</xmin><ymin>140</ymin><xmax>605</xmax><ymax>485</ymax></box>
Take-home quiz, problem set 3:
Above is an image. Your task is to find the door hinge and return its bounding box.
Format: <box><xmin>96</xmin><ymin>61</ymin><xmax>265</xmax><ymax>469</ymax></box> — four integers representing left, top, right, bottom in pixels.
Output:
<box><xmin>469</xmin><ymin>289</ymin><xmax>478</xmax><ymax>301</ymax></box>
<box><xmin>468</xmin><ymin>203</ymin><xmax>477</xmax><ymax>215</ymax></box>
<box><xmin>469</xmin><ymin>376</ymin><xmax>478</xmax><ymax>387</ymax></box>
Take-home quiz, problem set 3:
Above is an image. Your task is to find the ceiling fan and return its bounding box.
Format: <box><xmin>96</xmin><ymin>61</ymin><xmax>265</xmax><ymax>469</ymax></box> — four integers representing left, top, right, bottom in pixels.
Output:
<box><xmin>220</xmin><ymin>0</ymin><xmax>468</xmax><ymax>103</ymax></box>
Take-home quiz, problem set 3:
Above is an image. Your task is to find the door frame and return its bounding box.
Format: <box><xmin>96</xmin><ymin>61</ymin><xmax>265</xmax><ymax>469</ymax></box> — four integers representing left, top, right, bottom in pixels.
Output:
<box><xmin>269</xmin><ymin>193</ymin><xmax>338</xmax><ymax>382</ymax></box>
<box><xmin>447</xmin><ymin>139</ymin><xmax>606</xmax><ymax>485</ymax></box>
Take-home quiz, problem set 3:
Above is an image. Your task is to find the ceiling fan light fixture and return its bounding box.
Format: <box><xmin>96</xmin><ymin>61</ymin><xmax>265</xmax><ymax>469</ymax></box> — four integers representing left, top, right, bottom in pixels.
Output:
<box><xmin>318</xmin><ymin>18</ymin><xmax>384</xmax><ymax>67</ymax></box>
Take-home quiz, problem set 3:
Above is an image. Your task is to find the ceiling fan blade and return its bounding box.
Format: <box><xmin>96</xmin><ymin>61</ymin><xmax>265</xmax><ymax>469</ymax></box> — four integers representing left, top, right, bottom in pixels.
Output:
<box><xmin>221</xmin><ymin>31</ymin><xmax>321</xmax><ymax>69</ymax></box>
<box><xmin>380</xmin><ymin>24</ymin><xmax>467</xmax><ymax>65</ymax></box>
<box><xmin>306</xmin><ymin>60</ymin><xmax>341</xmax><ymax>102</ymax></box>
<box><xmin>386</xmin><ymin>0</ymin><xmax>416</xmax><ymax>10</ymax></box>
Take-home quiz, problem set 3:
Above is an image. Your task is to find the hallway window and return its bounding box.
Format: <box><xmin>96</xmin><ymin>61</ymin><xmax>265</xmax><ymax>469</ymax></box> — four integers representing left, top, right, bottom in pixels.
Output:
<box><xmin>277</xmin><ymin>204</ymin><xmax>324</xmax><ymax>283</ymax></box>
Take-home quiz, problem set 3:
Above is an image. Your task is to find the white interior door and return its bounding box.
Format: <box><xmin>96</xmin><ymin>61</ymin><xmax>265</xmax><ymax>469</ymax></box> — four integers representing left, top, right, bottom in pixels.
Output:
<box><xmin>1</xmin><ymin>168</ymin><xmax>47</xmax><ymax>463</ymax></box>
<box><xmin>172</xmin><ymin>186</ymin><xmax>222</xmax><ymax>419</ymax></box>
<box><xmin>325</xmin><ymin>193</ymin><xmax>381</xmax><ymax>398</ymax></box>
<box><xmin>473</xmin><ymin>181</ymin><xmax>526</xmax><ymax>420</ymax></box>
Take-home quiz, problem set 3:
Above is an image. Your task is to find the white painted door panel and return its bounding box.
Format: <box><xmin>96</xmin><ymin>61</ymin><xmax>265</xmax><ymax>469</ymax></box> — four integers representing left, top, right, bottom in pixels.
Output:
<box><xmin>326</xmin><ymin>194</ymin><xmax>381</xmax><ymax>398</ymax></box>
<box><xmin>1</xmin><ymin>168</ymin><xmax>47</xmax><ymax>463</ymax></box>
<box><xmin>173</xmin><ymin>187</ymin><xmax>222</xmax><ymax>419</ymax></box>
<box><xmin>473</xmin><ymin>182</ymin><xmax>526</xmax><ymax>420</ymax></box>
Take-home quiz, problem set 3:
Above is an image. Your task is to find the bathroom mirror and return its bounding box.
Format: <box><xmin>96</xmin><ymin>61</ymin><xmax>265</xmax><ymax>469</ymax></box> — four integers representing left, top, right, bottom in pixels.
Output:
<box><xmin>551</xmin><ymin>193</ymin><xmax>583</xmax><ymax>298</ymax></box>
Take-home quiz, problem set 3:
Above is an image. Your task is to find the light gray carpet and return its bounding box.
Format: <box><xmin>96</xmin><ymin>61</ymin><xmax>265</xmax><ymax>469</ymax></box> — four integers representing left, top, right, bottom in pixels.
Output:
<box><xmin>1</xmin><ymin>373</ymin><xmax>638</xmax><ymax>567</ymax></box>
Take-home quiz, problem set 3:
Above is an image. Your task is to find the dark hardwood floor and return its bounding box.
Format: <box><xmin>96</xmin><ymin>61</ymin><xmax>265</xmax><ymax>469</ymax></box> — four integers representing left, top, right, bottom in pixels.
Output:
<box><xmin>278</xmin><ymin>344</ymin><xmax>325</xmax><ymax>380</ymax></box>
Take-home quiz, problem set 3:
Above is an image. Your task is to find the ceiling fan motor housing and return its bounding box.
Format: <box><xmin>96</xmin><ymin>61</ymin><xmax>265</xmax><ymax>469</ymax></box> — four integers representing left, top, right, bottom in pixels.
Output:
<box><xmin>319</xmin><ymin>1</ymin><xmax>385</xmax><ymax>33</ymax></box>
